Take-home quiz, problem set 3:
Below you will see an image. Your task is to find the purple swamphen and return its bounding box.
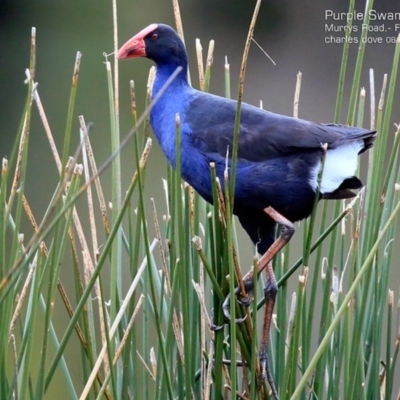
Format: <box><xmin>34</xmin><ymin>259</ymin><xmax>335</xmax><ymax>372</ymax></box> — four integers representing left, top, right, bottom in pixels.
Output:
<box><xmin>117</xmin><ymin>23</ymin><xmax>376</xmax><ymax>398</ymax></box>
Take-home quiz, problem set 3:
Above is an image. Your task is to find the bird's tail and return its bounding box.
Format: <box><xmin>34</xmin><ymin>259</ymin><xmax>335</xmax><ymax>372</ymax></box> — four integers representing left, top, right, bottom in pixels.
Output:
<box><xmin>325</xmin><ymin>124</ymin><xmax>377</xmax><ymax>154</ymax></box>
<box><xmin>322</xmin><ymin>176</ymin><xmax>362</xmax><ymax>199</ymax></box>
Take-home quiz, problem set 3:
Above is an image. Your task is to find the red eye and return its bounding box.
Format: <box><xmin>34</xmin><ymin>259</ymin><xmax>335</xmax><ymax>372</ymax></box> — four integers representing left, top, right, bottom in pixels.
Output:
<box><xmin>151</xmin><ymin>33</ymin><xmax>158</xmax><ymax>40</ymax></box>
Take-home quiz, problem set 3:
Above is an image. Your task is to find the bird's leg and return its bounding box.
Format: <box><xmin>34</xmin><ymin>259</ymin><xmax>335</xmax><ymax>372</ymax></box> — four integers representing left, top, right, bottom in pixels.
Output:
<box><xmin>259</xmin><ymin>261</ymin><xmax>278</xmax><ymax>397</ymax></box>
<box><xmin>224</xmin><ymin>206</ymin><xmax>295</xmax><ymax>312</ymax></box>
<box><xmin>256</xmin><ymin>207</ymin><xmax>295</xmax><ymax>277</ymax></box>
<box><xmin>222</xmin><ymin>206</ymin><xmax>294</xmax><ymax>398</ymax></box>
<box><xmin>257</xmin><ymin>207</ymin><xmax>294</xmax><ymax>399</ymax></box>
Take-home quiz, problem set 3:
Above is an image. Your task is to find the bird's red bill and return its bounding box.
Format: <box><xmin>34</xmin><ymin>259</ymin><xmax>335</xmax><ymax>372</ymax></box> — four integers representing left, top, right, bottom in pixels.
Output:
<box><xmin>117</xmin><ymin>23</ymin><xmax>158</xmax><ymax>59</ymax></box>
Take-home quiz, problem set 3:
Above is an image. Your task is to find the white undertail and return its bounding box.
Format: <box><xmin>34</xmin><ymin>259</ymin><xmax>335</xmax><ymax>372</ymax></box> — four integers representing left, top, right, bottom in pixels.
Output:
<box><xmin>309</xmin><ymin>140</ymin><xmax>363</xmax><ymax>193</ymax></box>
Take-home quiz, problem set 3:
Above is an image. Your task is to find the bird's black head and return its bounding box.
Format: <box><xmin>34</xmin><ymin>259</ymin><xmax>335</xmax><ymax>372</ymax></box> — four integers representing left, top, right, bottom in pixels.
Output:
<box><xmin>117</xmin><ymin>23</ymin><xmax>187</xmax><ymax>67</ymax></box>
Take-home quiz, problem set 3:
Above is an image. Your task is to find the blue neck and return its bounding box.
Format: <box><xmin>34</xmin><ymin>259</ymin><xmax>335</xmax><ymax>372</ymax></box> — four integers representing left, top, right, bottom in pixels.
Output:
<box><xmin>149</xmin><ymin>61</ymin><xmax>192</xmax><ymax>169</ymax></box>
<box><xmin>152</xmin><ymin>60</ymin><xmax>189</xmax><ymax>97</ymax></box>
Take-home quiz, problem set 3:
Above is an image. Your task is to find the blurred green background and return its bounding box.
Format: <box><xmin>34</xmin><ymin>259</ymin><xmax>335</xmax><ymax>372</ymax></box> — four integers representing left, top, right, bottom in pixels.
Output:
<box><xmin>1</xmin><ymin>0</ymin><xmax>400</xmax><ymax>397</ymax></box>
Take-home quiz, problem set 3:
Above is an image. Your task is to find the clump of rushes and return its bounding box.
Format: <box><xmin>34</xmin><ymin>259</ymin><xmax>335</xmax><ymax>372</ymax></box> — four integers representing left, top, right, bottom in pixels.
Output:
<box><xmin>0</xmin><ymin>0</ymin><xmax>399</xmax><ymax>400</ymax></box>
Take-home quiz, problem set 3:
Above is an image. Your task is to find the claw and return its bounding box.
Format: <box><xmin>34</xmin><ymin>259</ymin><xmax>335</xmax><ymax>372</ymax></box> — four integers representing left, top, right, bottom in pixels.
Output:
<box><xmin>210</xmin><ymin>322</ymin><xmax>224</xmax><ymax>331</ymax></box>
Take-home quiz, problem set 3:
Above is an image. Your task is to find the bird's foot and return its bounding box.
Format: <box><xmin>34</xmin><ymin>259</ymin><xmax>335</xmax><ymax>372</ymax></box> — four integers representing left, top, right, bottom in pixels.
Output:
<box><xmin>221</xmin><ymin>279</ymin><xmax>255</xmax><ymax>323</ymax></box>
<box><xmin>209</xmin><ymin>308</ymin><xmax>225</xmax><ymax>331</ymax></box>
<box><xmin>210</xmin><ymin>322</ymin><xmax>224</xmax><ymax>331</ymax></box>
<box><xmin>259</xmin><ymin>350</ymin><xmax>279</xmax><ymax>400</ymax></box>
<box><xmin>210</xmin><ymin>279</ymin><xmax>255</xmax><ymax>330</ymax></box>
<box><xmin>209</xmin><ymin>307</ymin><xmax>244</xmax><ymax>331</ymax></box>
<box><xmin>221</xmin><ymin>291</ymin><xmax>247</xmax><ymax>325</ymax></box>
<box><xmin>236</xmin><ymin>278</ymin><xmax>255</xmax><ymax>307</ymax></box>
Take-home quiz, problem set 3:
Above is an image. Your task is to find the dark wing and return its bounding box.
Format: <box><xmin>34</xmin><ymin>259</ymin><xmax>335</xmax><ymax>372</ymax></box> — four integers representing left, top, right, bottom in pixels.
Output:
<box><xmin>186</xmin><ymin>91</ymin><xmax>376</xmax><ymax>162</ymax></box>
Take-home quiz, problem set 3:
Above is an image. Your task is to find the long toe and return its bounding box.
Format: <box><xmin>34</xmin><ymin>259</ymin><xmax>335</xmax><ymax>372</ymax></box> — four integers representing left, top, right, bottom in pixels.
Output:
<box><xmin>260</xmin><ymin>351</ymin><xmax>279</xmax><ymax>399</ymax></box>
<box><xmin>222</xmin><ymin>294</ymin><xmax>247</xmax><ymax>324</ymax></box>
<box><xmin>209</xmin><ymin>308</ymin><xmax>226</xmax><ymax>331</ymax></box>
